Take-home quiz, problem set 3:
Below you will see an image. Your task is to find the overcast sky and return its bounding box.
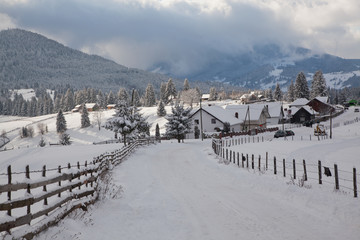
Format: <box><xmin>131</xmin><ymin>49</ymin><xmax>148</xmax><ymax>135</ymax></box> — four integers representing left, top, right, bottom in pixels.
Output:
<box><xmin>1</xmin><ymin>0</ymin><xmax>360</xmax><ymax>75</ymax></box>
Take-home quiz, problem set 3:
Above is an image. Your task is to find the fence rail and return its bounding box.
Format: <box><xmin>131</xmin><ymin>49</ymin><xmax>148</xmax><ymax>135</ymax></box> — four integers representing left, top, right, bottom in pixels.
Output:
<box><xmin>0</xmin><ymin>138</ymin><xmax>155</xmax><ymax>239</ymax></box>
<box><xmin>212</xmin><ymin>138</ymin><xmax>359</xmax><ymax>198</ymax></box>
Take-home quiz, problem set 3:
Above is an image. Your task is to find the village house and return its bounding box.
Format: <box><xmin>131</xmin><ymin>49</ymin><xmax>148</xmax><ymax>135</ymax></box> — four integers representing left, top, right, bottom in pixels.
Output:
<box><xmin>72</xmin><ymin>103</ymin><xmax>100</xmax><ymax>112</ymax></box>
<box><xmin>239</xmin><ymin>92</ymin><xmax>259</xmax><ymax>104</ymax></box>
<box><xmin>290</xmin><ymin>106</ymin><xmax>315</xmax><ymax>123</ymax></box>
<box><xmin>306</xmin><ymin>96</ymin><xmax>335</xmax><ymax>115</ymax></box>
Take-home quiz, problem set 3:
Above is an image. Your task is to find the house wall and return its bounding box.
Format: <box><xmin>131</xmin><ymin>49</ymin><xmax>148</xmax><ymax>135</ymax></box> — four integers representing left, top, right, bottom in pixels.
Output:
<box><xmin>189</xmin><ymin>110</ymin><xmax>224</xmax><ymax>137</ymax></box>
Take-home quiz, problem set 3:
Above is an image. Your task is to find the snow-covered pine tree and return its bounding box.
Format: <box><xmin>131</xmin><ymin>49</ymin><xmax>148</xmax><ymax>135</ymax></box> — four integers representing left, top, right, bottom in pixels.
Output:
<box><xmin>105</xmin><ymin>100</ymin><xmax>137</xmax><ymax>146</ymax></box>
<box><xmin>157</xmin><ymin>100</ymin><xmax>167</xmax><ymax>117</ymax></box>
<box><xmin>310</xmin><ymin>70</ymin><xmax>327</xmax><ymax>99</ymax></box>
<box><xmin>133</xmin><ymin>106</ymin><xmax>151</xmax><ymax>139</ymax></box>
<box><xmin>107</xmin><ymin>91</ymin><xmax>116</xmax><ymax>105</ymax></box>
<box><xmin>39</xmin><ymin>136</ymin><xmax>46</xmax><ymax>147</ymax></box>
<box><xmin>81</xmin><ymin>104</ymin><xmax>91</xmax><ymax>128</ymax></box>
<box><xmin>165</xmin><ymin>78</ymin><xmax>177</xmax><ymax>102</ymax></box>
<box><xmin>294</xmin><ymin>72</ymin><xmax>310</xmax><ymax>99</ymax></box>
<box><xmin>274</xmin><ymin>83</ymin><xmax>283</xmax><ymax>101</ymax></box>
<box><xmin>287</xmin><ymin>80</ymin><xmax>295</xmax><ymax>102</ymax></box>
<box><xmin>59</xmin><ymin>132</ymin><xmax>71</xmax><ymax>145</ymax></box>
<box><xmin>165</xmin><ymin>103</ymin><xmax>192</xmax><ymax>143</ymax></box>
<box><xmin>64</xmin><ymin>88</ymin><xmax>75</xmax><ymax>111</ymax></box>
<box><xmin>144</xmin><ymin>83</ymin><xmax>156</xmax><ymax>107</ymax></box>
<box><xmin>183</xmin><ymin>78</ymin><xmax>190</xmax><ymax>91</ymax></box>
<box><xmin>118</xmin><ymin>88</ymin><xmax>129</xmax><ymax>103</ymax></box>
<box><xmin>56</xmin><ymin>109</ymin><xmax>67</xmax><ymax>133</ymax></box>
<box><xmin>209</xmin><ymin>87</ymin><xmax>217</xmax><ymax>101</ymax></box>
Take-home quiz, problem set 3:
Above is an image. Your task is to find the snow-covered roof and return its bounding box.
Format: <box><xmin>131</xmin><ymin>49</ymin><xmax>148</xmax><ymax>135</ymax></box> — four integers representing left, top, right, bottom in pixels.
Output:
<box><xmin>314</xmin><ymin>96</ymin><xmax>329</xmax><ymax>104</ymax></box>
<box><xmin>290</xmin><ymin>98</ymin><xmax>309</xmax><ymax>107</ymax></box>
<box><xmin>85</xmin><ymin>103</ymin><xmax>97</xmax><ymax>108</ymax></box>
<box><xmin>224</xmin><ymin>104</ymin><xmax>267</xmax><ymax>121</ymax></box>
<box><xmin>202</xmin><ymin>94</ymin><xmax>210</xmax><ymax>99</ymax></box>
<box><xmin>191</xmin><ymin>105</ymin><xmax>239</xmax><ymax>126</ymax></box>
<box><xmin>291</xmin><ymin>105</ymin><xmax>316</xmax><ymax>115</ymax></box>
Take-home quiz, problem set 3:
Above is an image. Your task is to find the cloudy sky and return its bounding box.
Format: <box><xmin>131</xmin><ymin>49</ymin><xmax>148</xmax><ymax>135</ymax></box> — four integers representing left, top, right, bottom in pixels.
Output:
<box><xmin>1</xmin><ymin>0</ymin><xmax>360</xmax><ymax>75</ymax></box>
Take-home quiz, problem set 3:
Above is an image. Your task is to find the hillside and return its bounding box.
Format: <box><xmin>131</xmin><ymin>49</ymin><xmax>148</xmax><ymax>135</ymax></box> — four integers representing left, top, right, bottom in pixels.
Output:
<box><xmin>150</xmin><ymin>44</ymin><xmax>360</xmax><ymax>90</ymax></box>
<box><xmin>0</xmin><ymin>29</ymin><xmax>179</xmax><ymax>92</ymax></box>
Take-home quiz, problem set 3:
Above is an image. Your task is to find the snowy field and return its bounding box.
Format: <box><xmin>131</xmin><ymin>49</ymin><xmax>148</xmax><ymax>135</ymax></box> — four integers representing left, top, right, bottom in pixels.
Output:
<box><xmin>0</xmin><ymin>105</ymin><xmax>360</xmax><ymax>239</ymax></box>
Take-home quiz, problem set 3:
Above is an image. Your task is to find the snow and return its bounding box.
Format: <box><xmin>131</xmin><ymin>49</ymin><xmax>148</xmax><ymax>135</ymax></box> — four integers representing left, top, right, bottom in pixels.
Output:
<box><xmin>1</xmin><ymin>105</ymin><xmax>360</xmax><ymax>239</ymax></box>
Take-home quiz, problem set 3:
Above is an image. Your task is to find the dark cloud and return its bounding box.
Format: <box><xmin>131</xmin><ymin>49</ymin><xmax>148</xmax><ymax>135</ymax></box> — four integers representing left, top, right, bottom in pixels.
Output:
<box><xmin>0</xmin><ymin>0</ymin><xmax>359</xmax><ymax>75</ymax></box>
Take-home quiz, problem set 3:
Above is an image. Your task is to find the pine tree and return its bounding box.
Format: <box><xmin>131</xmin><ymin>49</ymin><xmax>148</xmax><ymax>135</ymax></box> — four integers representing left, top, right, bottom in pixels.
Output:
<box><xmin>131</xmin><ymin>89</ymin><xmax>141</xmax><ymax>107</ymax></box>
<box><xmin>160</xmin><ymin>82</ymin><xmax>167</xmax><ymax>103</ymax></box>
<box><xmin>209</xmin><ymin>87</ymin><xmax>217</xmax><ymax>101</ymax></box>
<box><xmin>310</xmin><ymin>70</ymin><xmax>327</xmax><ymax>99</ymax></box>
<box><xmin>105</xmin><ymin>101</ymin><xmax>138</xmax><ymax>145</ymax></box>
<box><xmin>274</xmin><ymin>83</ymin><xmax>283</xmax><ymax>101</ymax></box>
<box><xmin>165</xmin><ymin>103</ymin><xmax>192</xmax><ymax>143</ymax></box>
<box><xmin>56</xmin><ymin>109</ymin><xmax>67</xmax><ymax>133</ymax></box>
<box><xmin>157</xmin><ymin>100</ymin><xmax>167</xmax><ymax>117</ymax></box>
<box><xmin>183</xmin><ymin>78</ymin><xmax>190</xmax><ymax>91</ymax></box>
<box><xmin>64</xmin><ymin>88</ymin><xmax>75</xmax><ymax>111</ymax></box>
<box><xmin>155</xmin><ymin>123</ymin><xmax>160</xmax><ymax>140</ymax></box>
<box><xmin>294</xmin><ymin>72</ymin><xmax>310</xmax><ymax>99</ymax></box>
<box><xmin>39</xmin><ymin>136</ymin><xmax>46</xmax><ymax>147</ymax></box>
<box><xmin>144</xmin><ymin>83</ymin><xmax>156</xmax><ymax>107</ymax></box>
<box><xmin>287</xmin><ymin>80</ymin><xmax>295</xmax><ymax>102</ymax></box>
<box><xmin>107</xmin><ymin>91</ymin><xmax>116</xmax><ymax>105</ymax></box>
<box><xmin>81</xmin><ymin>104</ymin><xmax>91</xmax><ymax>128</ymax></box>
<box><xmin>165</xmin><ymin>78</ymin><xmax>177</xmax><ymax>102</ymax></box>
<box><xmin>133</xmin><ymin>106</ymin><xmax>151</xmax><ymax>138</ymax></box>
<box><xmin>118</xmin><ymin>88</ymin><xmax>129</xmax><ymax>103</ymax></box>
<box><xmin>59</xmin><ymin>132</ymin><xmax>71</xmax><ymax>145</ymax></box>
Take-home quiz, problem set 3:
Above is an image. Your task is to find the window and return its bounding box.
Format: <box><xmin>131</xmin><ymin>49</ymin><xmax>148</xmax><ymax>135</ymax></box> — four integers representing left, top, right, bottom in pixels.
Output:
<box><xmin>194</xmin><ymin>119</ymin><xmax>199</xmax><ymax>124</ymax></box>
<box><xmin>211</xmin><ymin>119</ymin><xmax>216</xmax><ymax>124</ymax></box>
<box><xmin>235</xmin><ymin>112</ymin><xmax>238</xmax><ymax>118</ymax></box>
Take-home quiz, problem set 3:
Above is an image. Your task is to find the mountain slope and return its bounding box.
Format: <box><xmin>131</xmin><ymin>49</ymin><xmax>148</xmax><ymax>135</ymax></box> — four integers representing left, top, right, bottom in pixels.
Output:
<box><xmin>150</xmin><ymin>44</ymin><xmax>360</xmax><ymax>90</ymax></box>
<box><xmin>0</xmin><ymin>29</ymin><xmax>175</xmax><ymax>92</ymax></box>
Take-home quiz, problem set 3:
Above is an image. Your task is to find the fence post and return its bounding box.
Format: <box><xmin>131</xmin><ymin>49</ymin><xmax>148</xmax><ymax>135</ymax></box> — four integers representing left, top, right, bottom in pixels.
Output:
<box><xmin>266</xmin><ymin>152</ymin><xmax>268</xmax><ymax>170</ymax></box>
<box><xmin>58</xmin><ymin>166</ymin><xmax>62</xmax><ymax>197</ymax></box>
<box><xmin>68</xmin><ymin>163</ymin><xmax>72</xmax><ymax>192</ymax></box>
<box><xmin>293</xmin><ymin>159</ymin><xmax>296</xmax><ymax>179</ymax></box>
<box><xmin>26</xmin><ymin>165</ymin><xmax>31</xmax><ymax>215</ymax></box>
<box><xmin>241</xmin><ymin>153</ymin><xmax>244</xmax><ymax>168</ymax></box>
<box><xmin>246</xmin><ymin>154</ymin><xmax>249</xmax><ymax>168</ymax></box>
<box><xmin>226</xmin><ymin>149</ymin><xmax>228</xmax><ymax>161</ymax></box>
<box><xmin>318</xmin><ymin>160</ymin><xmax>322</xmax><ymax>184</ymax></box>
<box><xmin>258</xmin><ymin>155</ymin><xmax>261</xmax><ymax>171</ymax></box>
<box><xmin>354</xmin><ymin>168</ymin><xmax>358</xmax><ymax>198</ymax></box>
<box><xmin>303</xmin><ymin>160</ymin><xmax>307</xmax><ymax>181</ymax></box>
<box><xmin>283</xmin><ymin>159</ymin><xmax>286</xmax><ymax>177</ymax></box>
<box><xmin>230</xmin><ymin>150</ymin><xmax>232</xmax><ymax>163</ymax></box>
<box><xmin>42</xmin><ymin>165</ymin><xmax>48</xmax><ymax>207</ymax></box>
<box><xmin>251</xmin><ymin>154</ymin><xmax>254</xmax><ymax>169</ymax></box>
<box><xmin>233</xmin><ymin>151</ymin><xmax>236</xmax><ymax>164</ymax></box>
<box><xmin>334</xmin><ymin>164</ymin><xmax>339</xmax><ymax>190</ymax></box>
<box><xmin>85</xmin><ymin>161</ymin><xmax>88</xmax><ymax>187</ymax></box>
<box><xmin>274</xmin><ymin>157</ymin><xmax>277</xmax><ymax>175</ymax></box>
<box><xmin>237</xmin><ymin>152</ymin><xmax>240</xmax><ymax>166</ymax></box>
<box><xmin>7</xmin><ymin>165</ymin><xmax>11</xmax><ymax>216</ymax></box>
<box><xmin>77</xmin><ymin>161</ymin><xmax>81</xmax><ymax>190</ymax></box>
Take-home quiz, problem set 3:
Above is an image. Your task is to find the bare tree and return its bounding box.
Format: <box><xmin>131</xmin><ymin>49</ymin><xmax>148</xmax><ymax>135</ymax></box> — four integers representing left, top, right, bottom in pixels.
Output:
<box><xmin>93</xmin><ymin>111</ymin><xmax>104</xmax><ymax>131</ymax></box>
<box><xmin>37</xmin><ymin>123</ymin><xmax>46</xmax><ymax>135</ymax></box>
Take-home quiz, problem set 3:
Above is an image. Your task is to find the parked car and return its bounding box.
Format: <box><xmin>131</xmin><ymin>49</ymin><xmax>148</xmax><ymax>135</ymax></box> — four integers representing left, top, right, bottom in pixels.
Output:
<box><xmin>302</xmin><ymin>120</ymin><xmax>313</xmax><ymax>127</ymax></box>
<box><xmin>274</xmin><ymin>130</ymin><xmax>286</xmax><ymax>138</ymax></box>
<box><xmin>355</xmin><ymin>108</ymin><xmax>359</xmax><ymax>112</ymax></box>
<box><xmin>285</xmin><ymin>130</ymin><xmax>295</xmax><ymax>136</ymax></box>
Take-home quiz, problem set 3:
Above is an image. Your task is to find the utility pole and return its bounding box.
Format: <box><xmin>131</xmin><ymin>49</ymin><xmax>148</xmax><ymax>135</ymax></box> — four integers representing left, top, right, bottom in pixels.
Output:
<box><xmin>200</xmin><ymin>98</ymin><xmax>203</xmax><ymax>141</ymax></box>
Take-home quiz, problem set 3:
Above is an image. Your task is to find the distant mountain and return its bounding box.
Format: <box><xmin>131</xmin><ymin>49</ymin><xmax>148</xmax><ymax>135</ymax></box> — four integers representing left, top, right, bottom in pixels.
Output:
<box><xmin>0</xmin><ymin>29</ymin><xmax>179</xmax><ymax>92</ymax></box>
<box><xmin>149</xmin><ymin>44</ymin><xmax>360</xmax><ymax>90</ymax></box>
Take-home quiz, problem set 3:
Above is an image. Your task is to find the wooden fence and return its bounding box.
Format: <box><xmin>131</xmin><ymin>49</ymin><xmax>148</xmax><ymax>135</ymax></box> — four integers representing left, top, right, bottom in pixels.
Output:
<box><xmin>212</xmin><ymin>139</ymin><xmax>359</xmax><ymax>198</ymax></box>
<box><xmin>0</xmin><ymin>138</ymin><xmax>154</xmax><ymax>239</ymax></box>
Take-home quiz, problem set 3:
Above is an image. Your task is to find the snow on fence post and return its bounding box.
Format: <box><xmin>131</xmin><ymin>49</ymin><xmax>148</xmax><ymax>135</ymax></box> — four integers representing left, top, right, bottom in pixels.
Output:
<box><xmin>42</xmin><ymin>165</ymin><xmax>48</xmax><ymax>207</ymax></box>
<box><xmin>303</xmin><ymin>160</ymin><xmax>308</xmax><ymax>181</ymax></box>
<box><xmin>283</xmin><ymin>159</ymin><xmax>286</xmax><ymax>177</ymax></box>
<box><xmin>26</xmin><ymin>165</ymin><xmax>31</xmax><ymax>215</ymax></box>
<box><xmin>334</xmin><ymin>164</ymin><xmax>339</xmax><ymax>190</ymax></box>
<box><xmin>251</xmin><ymin>154</ymin><xmax>254</xmax><ymax>169</ymax></box>
<box><xmin>58</xmin><ymin>166</ymin><xmax>61</xmax><ymax>197</ymax></box>
<box><xmin>274</xmin><ymin>157</ymin><xmax>277</xmax><ymax>175</ymax></box>
<box><xmin>266</xmin><ymin>152</ymin><xmax>268</xmax><ymax>170</ymax></box>
<box><xmin>293</xmin><ymin>159</ymin><xmax>296</xmax><ymax>180</ymax></box>
<box><xmin>354</xmin><ymin>168</ymin><xmax>358</xmax><ymax>198</ymax></box>
<box><xmin>318</xmin><ymin>160</ymin><xmax>322</xmax><ymax>185</ymax></box>
<box><xmin>7</xmin><ymin>165</ymin><xmax>11</xmax><ymax>217</ymax></box>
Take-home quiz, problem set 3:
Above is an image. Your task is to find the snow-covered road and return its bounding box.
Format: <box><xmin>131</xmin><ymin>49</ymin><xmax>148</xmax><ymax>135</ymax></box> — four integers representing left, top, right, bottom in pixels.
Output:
<box><xmin>37</xmin><ymin>140</ymin><xmax>360</xmax><ymax>240</ymax></box>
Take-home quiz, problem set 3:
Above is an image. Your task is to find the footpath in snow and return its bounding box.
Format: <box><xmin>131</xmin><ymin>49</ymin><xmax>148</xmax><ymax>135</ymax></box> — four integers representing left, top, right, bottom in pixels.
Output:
<box><xmin>37</xmin><ymin>140</ymin><xmax>360</xmax><ymax>240</ymax></box>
